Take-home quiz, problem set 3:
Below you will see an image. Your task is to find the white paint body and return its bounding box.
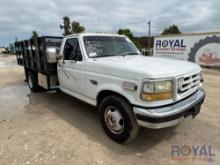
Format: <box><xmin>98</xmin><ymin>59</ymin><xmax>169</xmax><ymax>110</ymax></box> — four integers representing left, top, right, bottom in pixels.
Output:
<box><xmin>57</xmin><ymin>33</ymin><xmax>201</xmax><ymax>108</ymax></box>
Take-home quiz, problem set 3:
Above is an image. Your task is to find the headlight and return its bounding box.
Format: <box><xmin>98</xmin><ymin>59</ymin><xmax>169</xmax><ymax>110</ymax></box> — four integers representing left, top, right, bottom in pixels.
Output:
<box><xmin>141</xmin><ymin>80</ymin><xmax>173</xmax><ymax>101</ymax></box>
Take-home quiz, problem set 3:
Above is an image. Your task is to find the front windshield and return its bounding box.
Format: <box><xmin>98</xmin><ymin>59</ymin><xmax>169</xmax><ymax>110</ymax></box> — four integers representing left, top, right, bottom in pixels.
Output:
<box><xmin>83</xmin><ymin>36</ymin><xmax>141</xmax><ymax>58</ymax></box>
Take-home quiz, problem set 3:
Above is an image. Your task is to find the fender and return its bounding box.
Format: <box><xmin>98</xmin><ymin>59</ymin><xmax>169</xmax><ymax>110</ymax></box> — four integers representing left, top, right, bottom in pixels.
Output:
<box><xmin>95</xmin><ymin>82</ymin><xmax>138</xmax><ymax>106</ymax></box>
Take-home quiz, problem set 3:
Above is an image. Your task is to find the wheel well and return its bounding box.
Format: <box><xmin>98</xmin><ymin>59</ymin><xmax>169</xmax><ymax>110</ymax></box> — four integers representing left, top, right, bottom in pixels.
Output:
<box><xmin>97</xmin><ymin>90</ymin><xmax>130</xmax><ymax>106</ymax></box>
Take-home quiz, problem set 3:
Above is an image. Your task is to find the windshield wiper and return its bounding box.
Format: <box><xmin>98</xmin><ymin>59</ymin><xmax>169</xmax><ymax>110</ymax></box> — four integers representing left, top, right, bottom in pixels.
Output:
<box><xmin>118</xmin><ymin>52</ymin><xmax>139</xmax><ymax>56</ymax></box>
<box><xmin>91</xmin><ymin>54</ymin><xmax>115</xmax><ymax>58</ymax></box>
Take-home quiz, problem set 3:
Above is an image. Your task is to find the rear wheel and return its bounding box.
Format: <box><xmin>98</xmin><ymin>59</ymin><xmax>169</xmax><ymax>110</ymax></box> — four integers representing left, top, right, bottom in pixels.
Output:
<box><xmin>99</xmin><ymin>95</ymin><xmax>139</xmax><ymax>143</ymax></box>
<box><xmin>27</xmin><ymin>71</ymin><xmax>40</xmax><ymax>92</ymax></box>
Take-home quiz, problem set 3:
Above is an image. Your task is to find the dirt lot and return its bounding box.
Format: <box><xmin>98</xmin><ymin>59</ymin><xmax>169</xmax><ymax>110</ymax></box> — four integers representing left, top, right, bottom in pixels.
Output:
<box><xmin>0</xmin><ymin>54</ymin><xmax>219</xmax><ymax>165</ymax></box>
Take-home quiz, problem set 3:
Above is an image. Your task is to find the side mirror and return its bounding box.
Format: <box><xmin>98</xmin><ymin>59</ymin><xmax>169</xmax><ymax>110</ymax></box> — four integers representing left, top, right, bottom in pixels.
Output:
<box><xmin>56</xmin><ymin>54</ymin><xmax>63</xmax><ymax>60</ymax></box>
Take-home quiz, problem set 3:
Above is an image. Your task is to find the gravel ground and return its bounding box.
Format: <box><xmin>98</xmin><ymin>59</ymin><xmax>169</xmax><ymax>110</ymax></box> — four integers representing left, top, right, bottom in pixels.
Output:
<box><xmin>0</xmin><ymin>54</ymin><xmax>219</xmax><ymax>165</ymax></box>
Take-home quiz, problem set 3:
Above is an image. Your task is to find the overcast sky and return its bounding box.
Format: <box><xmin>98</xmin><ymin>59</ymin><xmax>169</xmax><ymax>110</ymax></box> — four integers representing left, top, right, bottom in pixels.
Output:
<box><xmin>0</xmin><ymin>0</ymin><xmax>219</xmax><ymax>46</ymax></box>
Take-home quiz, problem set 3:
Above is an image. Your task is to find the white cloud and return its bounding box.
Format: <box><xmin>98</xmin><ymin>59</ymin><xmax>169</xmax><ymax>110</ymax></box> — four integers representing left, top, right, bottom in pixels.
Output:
<box><xmin>0</xmin><ymin>0</ymin><xmax>220</xmax><ymax>46</ymax></box>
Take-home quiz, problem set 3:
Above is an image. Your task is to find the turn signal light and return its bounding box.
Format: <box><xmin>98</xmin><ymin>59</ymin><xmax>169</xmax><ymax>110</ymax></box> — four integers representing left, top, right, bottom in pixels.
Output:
<box><xmin>141</xmin><ymin>92</ymin><xmax>173</xmax><ymax>101</ymax></box>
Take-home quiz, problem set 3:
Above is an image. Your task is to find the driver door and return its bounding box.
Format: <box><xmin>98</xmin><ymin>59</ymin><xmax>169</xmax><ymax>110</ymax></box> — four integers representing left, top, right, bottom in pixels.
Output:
<box><xmin>58</xmin><ymin>37</ymin><xmax>85</xmax><ymax>95</ymax></box>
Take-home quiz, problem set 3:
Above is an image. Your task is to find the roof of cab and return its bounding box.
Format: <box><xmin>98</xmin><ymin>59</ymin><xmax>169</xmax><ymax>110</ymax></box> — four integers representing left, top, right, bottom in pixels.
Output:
<box><xmin>64</xmin><ymin>32</ymin><xmax>124</xmax><ymax>38</ymax></box>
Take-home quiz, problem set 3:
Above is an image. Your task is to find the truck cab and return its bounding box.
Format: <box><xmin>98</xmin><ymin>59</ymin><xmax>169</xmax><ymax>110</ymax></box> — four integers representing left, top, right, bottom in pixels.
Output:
<box><xmin>15</xmin><ymin>33</ymin><xmax>205</xmax><ymax>143</ymax></box>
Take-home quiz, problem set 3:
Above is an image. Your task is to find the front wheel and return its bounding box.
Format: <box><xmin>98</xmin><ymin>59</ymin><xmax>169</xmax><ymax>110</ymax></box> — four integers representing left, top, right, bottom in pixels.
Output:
<box><xmin>99</xmin><ymin>95</ymin><xmax>139</xmax><ymax>143</ymax></box>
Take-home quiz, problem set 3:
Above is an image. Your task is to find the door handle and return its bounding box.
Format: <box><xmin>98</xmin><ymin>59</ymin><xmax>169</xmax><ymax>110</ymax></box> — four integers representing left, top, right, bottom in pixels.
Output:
<box><xmin>70</xmin><ymin>60</ymin><xmax>77</xmax><ymax>63</ymax></box>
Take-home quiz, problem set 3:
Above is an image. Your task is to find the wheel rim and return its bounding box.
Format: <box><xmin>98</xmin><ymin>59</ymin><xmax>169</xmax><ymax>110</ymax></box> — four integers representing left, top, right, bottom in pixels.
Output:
<box><xmin>104</xmin><ymin>106</ymin><xmax>124</xmax><ymax>134</ymax></box>
<box><xmin>28</xmin><ymin>75</ymin><xmax>33</xmax><ymax>89</ymax></box>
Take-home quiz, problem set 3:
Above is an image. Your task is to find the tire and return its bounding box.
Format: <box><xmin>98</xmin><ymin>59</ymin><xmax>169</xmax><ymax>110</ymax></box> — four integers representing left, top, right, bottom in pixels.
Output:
<box><xmin>188</xmin><ymin>35</ymin><xmax>220</xmax><ymax>62</ymax></box>
<box><xmin>27</xmin><ymin>71</ymin><xmax>40</xmax><ymax>92</ymax></box>
<box><xmin>99</xmin><ymin>95</ymin><xmax>139</xmax><ymax>143</ymax></box>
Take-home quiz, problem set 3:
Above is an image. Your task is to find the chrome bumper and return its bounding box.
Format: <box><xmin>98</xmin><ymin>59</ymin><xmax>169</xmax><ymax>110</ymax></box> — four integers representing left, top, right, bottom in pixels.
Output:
<box><xmin>133</xmin><ymin>88</ymin><xmax>205</xmax><ymax>129</ymax></box>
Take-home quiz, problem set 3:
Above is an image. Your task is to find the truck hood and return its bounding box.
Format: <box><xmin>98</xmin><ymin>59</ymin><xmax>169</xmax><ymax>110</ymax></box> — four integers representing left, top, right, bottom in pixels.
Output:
<box><xmin>87</xmin><ymin>55</ymin><xmax>201</xmax><ymax>79</ymax></box>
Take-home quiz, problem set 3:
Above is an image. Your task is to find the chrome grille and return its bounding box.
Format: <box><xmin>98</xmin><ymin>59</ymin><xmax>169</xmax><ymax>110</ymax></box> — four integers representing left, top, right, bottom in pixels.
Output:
<box><xmin>178</xmin><ymin>73</ymin><xmax>201</xmax><ymax>94</ymax></box>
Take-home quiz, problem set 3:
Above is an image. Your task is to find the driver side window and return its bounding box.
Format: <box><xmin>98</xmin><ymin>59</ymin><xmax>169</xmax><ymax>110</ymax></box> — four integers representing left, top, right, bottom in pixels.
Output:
<box><xmin>64</xmin><ymin>38</ymin><xmax>82</xmax><ymax>61</ymax></box>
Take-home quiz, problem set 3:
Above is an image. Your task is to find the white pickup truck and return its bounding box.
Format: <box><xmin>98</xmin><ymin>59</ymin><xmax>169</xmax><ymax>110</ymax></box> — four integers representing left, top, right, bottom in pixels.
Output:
<box><xmin>15</xmin><ymin>33</ymin><xmax>205</xmax><ymax>143</ymax></box>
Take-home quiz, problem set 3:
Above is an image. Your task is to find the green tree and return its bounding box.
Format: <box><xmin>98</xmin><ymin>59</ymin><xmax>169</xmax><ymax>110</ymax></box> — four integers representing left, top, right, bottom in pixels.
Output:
<box><xmin>71</xmin><ymin>21</ymin><xmax>85</xmax><ymax>33</ymax></box>
<box><xmin>117</xmin><ymin>29</ymin><xmax>134</xmax><ymax>40</ymax></box>
<box><xmin>117</xmin><ymin>28</ymin><xmax>141</xmax><ymax>49</ymax></box>
<box><xmin>60</xmin><ymin>17</ymin><xmax>85</xmax><ymax>35</ymax></box>
<box><xmin>60</xmin><ymin>16</ymin><xmax>72</xmax><ymax>36</ymax></box>
<box><xmin>161</xmin><ymin>25</ymin><xmax>181</xmax><ymax>35</ymax></box>
<box><xmin>31</xmin><ymin>31</ymin><xmax>38</xmax><ymax>39</ymax></box>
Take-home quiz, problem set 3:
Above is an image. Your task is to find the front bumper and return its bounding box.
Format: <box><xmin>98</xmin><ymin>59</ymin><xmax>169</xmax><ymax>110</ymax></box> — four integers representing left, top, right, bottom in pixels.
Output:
<box><xmin>133</xmin><ymin>88</ymin><xmax>205</xmax><ymax>129</ymax></box>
